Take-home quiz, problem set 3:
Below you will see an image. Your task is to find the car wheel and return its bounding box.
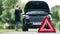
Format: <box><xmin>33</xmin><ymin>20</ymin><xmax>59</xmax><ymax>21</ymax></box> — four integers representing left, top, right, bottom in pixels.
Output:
<box><xmin>22</xmin><ymin>19</ymin><xmax>28</xmax><ymax>31</ymax></box>
<box><xmin>22</xmin><ymin>25</ymin><xmax>28</xmax><ymax>31</ymax></box>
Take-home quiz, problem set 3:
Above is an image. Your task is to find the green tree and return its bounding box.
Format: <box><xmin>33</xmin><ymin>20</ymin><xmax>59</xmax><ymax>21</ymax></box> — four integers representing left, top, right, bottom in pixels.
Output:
<box><xmin>1</xmin><ymin>0</ymin><xmax>18</xmax><ymax>24</ymax></box>
<box><xmin>51</xmin><ymin>5</ymin><xmax>60</xmax><ymax>20</ymax></box>
<box><xmin>0</xmin><ymin>0</ymin><xmax>4</xmax><ymax>15</ymax></box>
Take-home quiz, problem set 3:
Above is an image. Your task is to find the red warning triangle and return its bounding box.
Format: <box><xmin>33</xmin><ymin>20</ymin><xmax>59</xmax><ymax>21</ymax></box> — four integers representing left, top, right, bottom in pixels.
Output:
<box><xmin>38</xmin><ymin>17</ymin><xmax>56</xmax><ymax>32</ymax></box>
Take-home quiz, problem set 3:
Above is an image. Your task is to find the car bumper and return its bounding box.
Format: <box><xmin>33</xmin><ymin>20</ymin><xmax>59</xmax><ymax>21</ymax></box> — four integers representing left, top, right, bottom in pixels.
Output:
<box><xmin>28</xmin><ymin>25</ymin><xmax>41</xmax><ymax>28</ymax></box>
<box><xmin>27</xmin><ymin>22</ymin><xmax>42</xmax><ymax>28</ymax></box>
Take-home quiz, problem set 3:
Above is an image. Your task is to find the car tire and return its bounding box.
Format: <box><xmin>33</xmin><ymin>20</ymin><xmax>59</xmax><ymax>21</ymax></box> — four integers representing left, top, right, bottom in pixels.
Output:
<box><xmin>22</xmin><ymin>25</ymin><xmax>28</xmax><ymax>31</ymax></box>
<box><xmin>44</xmin><ymin>24</ymin><xmax>50</xmax><ymax>29</ymax></box>
<box><xmin>22</xmin><ymin>19</ymin><xmax>28</xmax><ymax>31</ymax></box>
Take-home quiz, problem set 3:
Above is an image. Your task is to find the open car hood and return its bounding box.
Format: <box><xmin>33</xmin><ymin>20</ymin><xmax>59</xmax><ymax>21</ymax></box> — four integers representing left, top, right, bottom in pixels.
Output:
<box><xmin>24</xmin><ymin>1</ymin><xmax>50</xmax><ymax>14</ymax></box>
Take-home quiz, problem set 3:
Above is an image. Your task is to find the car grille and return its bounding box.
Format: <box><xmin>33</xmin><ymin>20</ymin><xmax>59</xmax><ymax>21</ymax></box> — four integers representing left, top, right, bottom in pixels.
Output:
<box><xmin>29</xmin><ymin>16</ymin><xmax>45</xmax><ymax>22</ymax></box>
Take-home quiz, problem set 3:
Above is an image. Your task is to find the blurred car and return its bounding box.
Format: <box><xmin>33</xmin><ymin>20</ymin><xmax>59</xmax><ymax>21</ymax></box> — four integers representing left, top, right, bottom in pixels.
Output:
<box><xmin>22</xmin><ymin>1</ymin><xmax>52</xmax><ymax>31</ymax></box>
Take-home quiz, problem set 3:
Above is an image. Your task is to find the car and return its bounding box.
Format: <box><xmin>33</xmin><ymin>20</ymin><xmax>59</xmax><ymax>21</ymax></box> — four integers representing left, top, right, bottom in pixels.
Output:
<box><xmin>22</xmin><ymin>1</ymin><xmax>52</xmax><ymax>31</ymax></box>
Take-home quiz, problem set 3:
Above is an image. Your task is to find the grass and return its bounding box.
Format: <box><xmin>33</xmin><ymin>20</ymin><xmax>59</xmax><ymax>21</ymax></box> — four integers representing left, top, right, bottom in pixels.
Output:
<box><xmin>0</xmin><ymin>22</ymin><xmax>22</xmax><ymax>33</ymax></box>
<box><xmin>0</xmin><ymin>29</ymin><xmax>22</xmax><ymax>33</ymax></box>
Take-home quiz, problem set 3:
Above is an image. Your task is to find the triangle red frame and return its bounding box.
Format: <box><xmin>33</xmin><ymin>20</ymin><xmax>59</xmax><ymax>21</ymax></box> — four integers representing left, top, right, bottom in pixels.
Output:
<box><xmin>38</xmin><ymin>17</ymin><xmax>56</xmax><ymax>32</ymax></box>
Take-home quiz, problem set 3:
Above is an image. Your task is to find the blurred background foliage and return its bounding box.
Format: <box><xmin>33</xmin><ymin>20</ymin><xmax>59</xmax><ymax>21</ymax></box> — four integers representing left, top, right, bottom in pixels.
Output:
<box><xmin>0</xmin><ymin>0</ymin><xmax>60</xmax><ymax>30</ymax></box>
<box><xmin>0</xmin><ymin>0</ymin><xmax>22</xmax><ymax>29</ymax></box>
<box><xmin>51</xmin><ymin>5</ymin><xmax>60</xmax><ymax>30</ymax></box>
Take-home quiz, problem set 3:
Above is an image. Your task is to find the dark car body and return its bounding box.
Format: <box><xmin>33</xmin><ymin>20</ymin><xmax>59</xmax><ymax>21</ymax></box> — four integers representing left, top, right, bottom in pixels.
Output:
<box><xmin>22</xmin><ymin>1</ymin><xmax>52</xmax><ymax>31</ymax></box>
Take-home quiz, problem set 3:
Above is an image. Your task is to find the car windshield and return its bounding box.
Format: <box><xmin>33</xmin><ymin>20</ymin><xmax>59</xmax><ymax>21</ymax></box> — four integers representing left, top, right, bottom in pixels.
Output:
<box><xmin>26</xmin><ymin>11</ymin><xmax>48</xmax><ymax>14</ymax></box>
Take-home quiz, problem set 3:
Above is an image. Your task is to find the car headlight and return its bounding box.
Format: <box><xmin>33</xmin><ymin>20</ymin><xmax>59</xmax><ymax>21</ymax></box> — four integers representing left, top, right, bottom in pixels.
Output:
<box><xmin>47</xmin><ymin>14</ymin><xmax>52</xmax><ymax>21</ymax></box>
<box><xmin>23</xmin><ymin>15</ymin><xmax>29</xmax><ymax>19</ymax></box>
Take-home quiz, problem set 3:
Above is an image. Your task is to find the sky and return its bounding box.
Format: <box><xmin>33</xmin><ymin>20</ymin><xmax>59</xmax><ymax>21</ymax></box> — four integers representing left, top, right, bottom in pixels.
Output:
<box><xmin>21</xmin><ymin>0</ymin><xmax>60</xmax><ymax>9</ymax></box>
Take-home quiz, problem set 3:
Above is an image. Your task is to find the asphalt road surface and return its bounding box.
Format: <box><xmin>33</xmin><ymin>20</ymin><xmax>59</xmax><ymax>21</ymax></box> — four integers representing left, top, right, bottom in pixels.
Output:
<box><xmin>1</xmin><ymin>29</ymin><xmax>60</xmax><ymax>34</ymax></box>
